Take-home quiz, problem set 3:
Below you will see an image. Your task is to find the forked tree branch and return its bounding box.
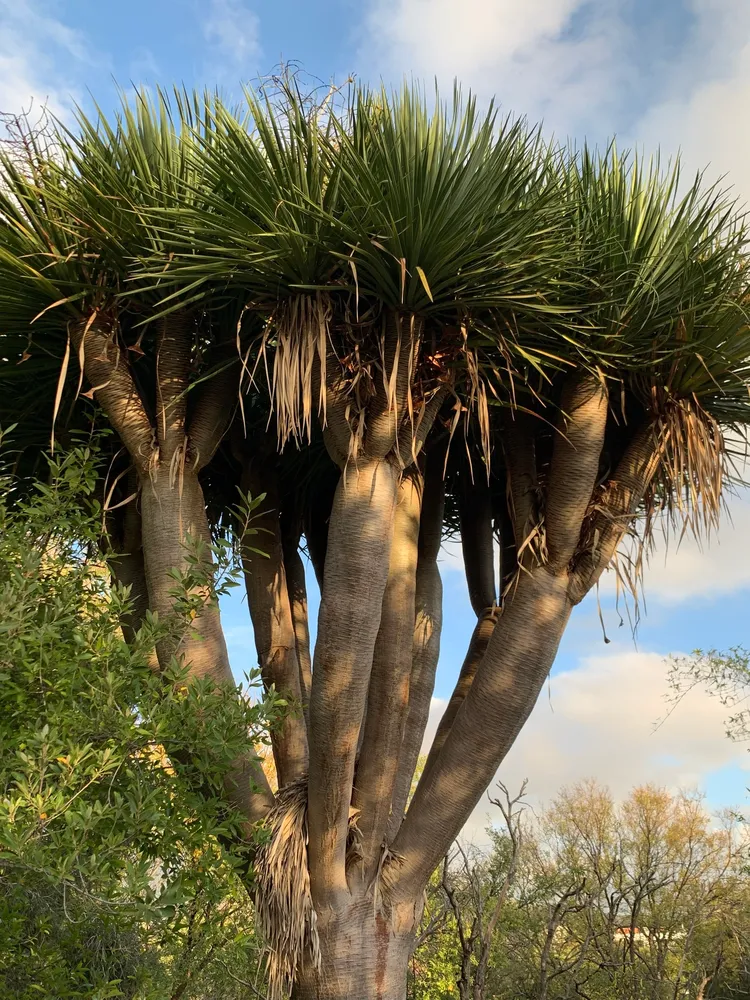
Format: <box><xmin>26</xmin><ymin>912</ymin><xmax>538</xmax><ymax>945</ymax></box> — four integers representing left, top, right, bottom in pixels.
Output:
<box><xmin>71</xmin><ymin>319</ymin><xmax>154</xmax><ymax>475</ymax></box>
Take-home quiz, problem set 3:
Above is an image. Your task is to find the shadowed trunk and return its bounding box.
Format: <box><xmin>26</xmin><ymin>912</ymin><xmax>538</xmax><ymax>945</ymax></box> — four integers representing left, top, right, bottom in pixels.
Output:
<box><xmin>240</xmin><ymin>455</ymin><xmax>309</xmax><ymax>787</ymax></box>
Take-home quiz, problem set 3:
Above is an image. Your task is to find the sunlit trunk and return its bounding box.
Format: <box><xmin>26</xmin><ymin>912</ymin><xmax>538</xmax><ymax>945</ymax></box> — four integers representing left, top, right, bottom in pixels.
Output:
<box><xmin>292</xmin><ymin>899</ymin><xmax>418</xmax><ymax>1000</ymax></box>
<box><xmin>140</xmin><ymin>464</ymin><xmax>274</xmax><ymax>826</ymax></box>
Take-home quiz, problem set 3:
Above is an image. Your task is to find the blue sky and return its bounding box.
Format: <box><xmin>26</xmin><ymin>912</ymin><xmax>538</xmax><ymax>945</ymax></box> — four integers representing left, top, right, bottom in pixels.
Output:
<box><xmin>4</xmin><ymin>0</ymin><xmax>750</xmax><ymax>818</ymax></box>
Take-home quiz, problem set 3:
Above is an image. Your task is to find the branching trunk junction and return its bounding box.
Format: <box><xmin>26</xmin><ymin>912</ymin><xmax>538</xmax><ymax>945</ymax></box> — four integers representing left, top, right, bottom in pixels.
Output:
<box><xmin>85</xmin><ymin>310</ymin><xmax>669</xmax><ymax>999</ymax></box>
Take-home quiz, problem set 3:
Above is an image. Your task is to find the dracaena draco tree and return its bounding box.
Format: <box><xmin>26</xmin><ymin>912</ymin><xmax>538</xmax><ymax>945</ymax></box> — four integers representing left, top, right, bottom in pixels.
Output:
<box><xmin>1</xmin><ymin>82</ymin><xmax>749</xmax><ymax>1000</ymax></box>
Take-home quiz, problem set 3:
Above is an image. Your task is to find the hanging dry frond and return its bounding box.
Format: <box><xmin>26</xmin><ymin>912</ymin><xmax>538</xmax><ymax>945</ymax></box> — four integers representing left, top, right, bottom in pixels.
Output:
<box><xmin>650</xmin><ymin>394</ymin><xmax>726</xmax><ymax>542</ymax></box>
<box><xmin>265</xmin><ymin>293</ymin><xmax>332</xmax><ymax>448</ymax></box>
<box><xmin>573</xmin><ymin>394</ymin><xmax>728</xmax><ymax>615</ymax></box>
<box><xmin>254</xmin><ymin>777</ymin><xmax>320</xmax><ymax>1000</ymax></box>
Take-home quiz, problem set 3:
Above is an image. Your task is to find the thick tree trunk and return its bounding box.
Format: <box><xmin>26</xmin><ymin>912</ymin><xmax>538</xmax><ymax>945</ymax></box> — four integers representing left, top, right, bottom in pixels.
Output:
<box><xmin>307</xmin><ymin>457</ymin><xmax>400</xmax><ymax>908</ymax></box>
<box><xmin>240</xmin><ymin>457</ymin><xmax>308</xmax><ymax>787</ymax></box>
<box><xmin>292</xmin><ymin>900</ymin><xmax>418</xmax><ymax>1000</ymax></box>
<box><xmin>140</xmin><ymin>463</ymin><xmax>274</xmax><ymax>827</ymax></box>
<box><xmin>140</xmin><ymin>465</ymin><xmax>232</xmax><ymax>682</ymax></box>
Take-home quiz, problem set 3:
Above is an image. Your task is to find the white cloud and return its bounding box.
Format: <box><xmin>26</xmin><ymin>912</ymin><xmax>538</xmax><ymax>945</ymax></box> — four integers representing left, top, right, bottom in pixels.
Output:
<box><xmin>632</xmin><ymin>0</ymin><xmax>750</xmax><ymax>205</ymax></box>
<box><xmin>358</xmin><ymin>0</ymin><xmax>631</xmax><ymax>139</ymax></box>
<box><xmin>424</xmin><ymin>647</ymin><xmax>748</xmax><ymax>843</ymax></box>
<box><xmin>0</xmin><ymin>0</ymin><xmax>90</xmax><ymax>123</ymax></box>
<box><xmin>438</xmin><ymin>489</ymin><xmax>750</xmax><ymax>606</ymax></box>
<box><xmin>202</xmin><ymin>0</ymin><xmax>261</xmax><ymax>78</ymax></box>
<box><xmin>642</xmin><ymin>501</ymin><xmax>750</xmax><ymax>603</ymax></box>
<box><xmin>592</xmin><ymin>491</ymin><xmax>750</xmax><ymax>606</ymax></box>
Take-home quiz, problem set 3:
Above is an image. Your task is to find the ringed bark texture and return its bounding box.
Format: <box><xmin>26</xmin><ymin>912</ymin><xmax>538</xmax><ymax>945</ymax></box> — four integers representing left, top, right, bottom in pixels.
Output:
<box><xmin>389</xmin><ymin>567</ymin><xmax>572</xmax><ymax>898</ymax></box>
<box><xmin>292</xmin><ymin>899</ymin><xmax>418</xmax><ymax>1000</ymax></box>
<box><xmin>307</xmin><ymin>457</ymin><xmax>401</xmax><ymax>909</ymax></box>
<box><xmin>354</xmin><ymin>471</ymin><xmax>422</xmax><ymax>875</ymax></box>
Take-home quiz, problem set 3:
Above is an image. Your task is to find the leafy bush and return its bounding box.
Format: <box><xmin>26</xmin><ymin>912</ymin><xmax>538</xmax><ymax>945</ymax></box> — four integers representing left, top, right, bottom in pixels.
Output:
<box><xmin>0</xmin><ymin>441</ymin><xmax>271</xmax><ymax>998</ymax></box>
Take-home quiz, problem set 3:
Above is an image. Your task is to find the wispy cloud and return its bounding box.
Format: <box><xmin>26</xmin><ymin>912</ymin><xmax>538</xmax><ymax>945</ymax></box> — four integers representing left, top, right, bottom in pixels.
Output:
<box><xmin>356</xmin><ymin>0</ymin><xmax>632</xmax><ymax>140</ymax></box>
<box><xmin>424</xmin><ymin>648</ymin><xmax>748</xmax><ymax>843</ymax></box>
<box><xmin>0</xmin><ymin>0</ymin><xmax>92</xmax><ymax>122</ymax></box>
<box><xmin>202</xmin><ymin>0</ymin><xmax>261</xmax><ymax>82</ymax></box>
<box><xmin>632</xmin><ymin>0</ymin><xmax>750</xmax><ymax>207</ymax></box>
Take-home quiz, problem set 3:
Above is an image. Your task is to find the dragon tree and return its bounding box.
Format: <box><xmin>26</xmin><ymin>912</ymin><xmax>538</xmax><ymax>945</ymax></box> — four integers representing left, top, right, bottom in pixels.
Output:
<box><xmin>1</xmin><ymin>83</ymin><xmax>749</xmax><ymax>999</ymax></box>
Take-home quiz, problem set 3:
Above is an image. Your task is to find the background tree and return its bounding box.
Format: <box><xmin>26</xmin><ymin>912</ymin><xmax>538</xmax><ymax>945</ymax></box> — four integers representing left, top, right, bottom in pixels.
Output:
<box><xmin>2</xmin><ymin>78</ymin><xmax>750</xmax><ymax>999</ymax></box>
<box><xmin>668</xmin><ymin>647</ymin><xmax>750</xmax><ymax>744</ymax></box>
<box><xmin>438</xmin><ymin>783</ymin><xmax>526</xmax><ymax>1000</ymax></box>
<box><xmin>412</xmin><ymin>782</ymin><xmax>749</xmax><ymax>1000</ymax></box>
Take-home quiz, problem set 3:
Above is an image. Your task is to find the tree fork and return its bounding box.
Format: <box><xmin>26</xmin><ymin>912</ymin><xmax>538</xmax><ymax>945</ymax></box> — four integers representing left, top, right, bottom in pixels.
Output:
<box><xmin>75</xmin><ymin>311</ymin><xmax>274</xmax><ymax>833</ymax></box>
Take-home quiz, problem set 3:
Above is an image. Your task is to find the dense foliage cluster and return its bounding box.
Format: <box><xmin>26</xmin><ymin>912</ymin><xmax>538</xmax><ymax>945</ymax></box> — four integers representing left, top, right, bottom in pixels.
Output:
<box><xmin>413</xmin><ymin>783</ymin><xmax>750</xmax><ymax>1000</ymax></box>
<box><xmin>0</xmin><ymin>444</ymin><xmax>271</xmax><ymax>999</ymax></box>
